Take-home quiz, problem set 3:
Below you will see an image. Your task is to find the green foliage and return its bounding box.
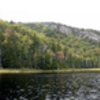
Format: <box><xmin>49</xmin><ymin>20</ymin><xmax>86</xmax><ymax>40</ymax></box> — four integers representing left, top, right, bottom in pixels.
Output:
<box><xmin>0</xmin><ymin>19</ymin><xmax>100</xmax><ymax>69</ymax></box>
<box><xmin>23</xmin><ymin>22</ymin><xmax>100</xmax><ymax>58</ymax></box>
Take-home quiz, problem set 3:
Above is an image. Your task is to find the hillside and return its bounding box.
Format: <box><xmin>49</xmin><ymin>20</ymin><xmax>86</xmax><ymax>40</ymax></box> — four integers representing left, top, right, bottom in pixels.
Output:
<box><xmin>23</xmin><ymin>22</ymin><xmax>100</xmax><ymax>58</ymax></box>
<box><xmin>23</xmin><ymin>22</ymin><xmax>100</xmax><ymax>41</ymax></box>
<box><xmin>0</xmin><ymin>19</ymin><xmax>100</xmax><ymax>69</ymax></box>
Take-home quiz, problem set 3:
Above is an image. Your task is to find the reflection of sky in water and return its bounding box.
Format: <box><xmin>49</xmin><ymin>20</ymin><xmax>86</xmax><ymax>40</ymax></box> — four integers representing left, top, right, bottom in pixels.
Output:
<box><xmin>0</xmin><ymin>73</ymin><xmax>100</xmax><ymax>100</ymax></box>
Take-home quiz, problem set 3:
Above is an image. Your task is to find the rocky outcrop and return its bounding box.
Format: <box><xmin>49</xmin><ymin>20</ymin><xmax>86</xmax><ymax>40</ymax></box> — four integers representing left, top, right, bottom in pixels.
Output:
<box><xmin>76</xmin><ymin>31</ymin><xmax>100</xmax><ymax>41</ymax></box>
<box><xmin>59</xmin><ymin>26</ymin><xmax>72</xmax><ymax>34</ymax></box>
<box><xmin>43</xmin><ymin>23</ymin><xmax>100</xmax><ymax>42</ymax></box>
<box><xmin>44</xmin><ymin>23</ymin><xmax>72</xmax><ymax>34</ymax></box>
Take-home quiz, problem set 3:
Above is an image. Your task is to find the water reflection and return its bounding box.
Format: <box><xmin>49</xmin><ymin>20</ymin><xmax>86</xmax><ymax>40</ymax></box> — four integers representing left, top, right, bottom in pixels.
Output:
<box><xmin>0</xmin><ymin>73</ymin><xmax>100</xmax><ymax>100</ymax></box>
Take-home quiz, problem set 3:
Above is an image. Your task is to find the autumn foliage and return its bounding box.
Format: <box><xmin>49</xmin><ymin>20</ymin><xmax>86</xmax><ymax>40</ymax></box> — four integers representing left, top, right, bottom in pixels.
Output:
<box><xmin>96</xmin><ymin>48</ymin><xmax>99</xmax><ymax>51</ymax></box>
<box><xmin>57</xmin><ymin>51</ymin><xmax>64</xmax><ymax>59</ymax></box>
<box><xmin>5</xmin><ymin>28</ymin><xmax>11</xmax><ymax>33</ymax></box>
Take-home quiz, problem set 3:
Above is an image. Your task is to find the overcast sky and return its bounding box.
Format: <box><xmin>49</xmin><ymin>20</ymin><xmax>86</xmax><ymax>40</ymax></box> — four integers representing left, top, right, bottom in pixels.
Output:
<box><xmin>0</xmin><ymin>0</ymin><xmax>100</xmax><ymax>30</ymax></box>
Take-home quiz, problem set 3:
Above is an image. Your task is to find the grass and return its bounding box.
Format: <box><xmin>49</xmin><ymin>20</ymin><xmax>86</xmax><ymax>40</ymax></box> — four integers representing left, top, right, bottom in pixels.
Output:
<box><xmin>1</xmin><ymin>68</ymin><xmax>100</xmax><ymax>74</ymax></box>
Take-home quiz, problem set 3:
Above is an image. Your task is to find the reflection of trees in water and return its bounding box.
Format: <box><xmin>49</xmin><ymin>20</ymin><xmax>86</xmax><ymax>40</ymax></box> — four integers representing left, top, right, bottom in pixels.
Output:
<box><xmin>0</xmin><ymin>73</ymin><xmax>100</xmax><ymax>100</ymax></box>
<box><xmin>0</xmin><ymin>74</ymin><xmax>2</xmax><ymax>81</ymax></box>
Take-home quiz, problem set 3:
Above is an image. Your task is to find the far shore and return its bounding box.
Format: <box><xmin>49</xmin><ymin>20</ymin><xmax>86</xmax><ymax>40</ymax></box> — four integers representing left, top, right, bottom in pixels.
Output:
<box><xmin>0</xmin><ymin>68</ymin><xmax>100</xmax><ymax>74</ymax></box>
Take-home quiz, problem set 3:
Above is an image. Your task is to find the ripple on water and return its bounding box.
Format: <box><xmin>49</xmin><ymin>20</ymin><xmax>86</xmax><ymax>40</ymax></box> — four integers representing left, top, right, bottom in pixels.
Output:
<box><xmin>1</xmin><ymin>73</ymin><xmax>100</xmax><ymax>100</ymax></box>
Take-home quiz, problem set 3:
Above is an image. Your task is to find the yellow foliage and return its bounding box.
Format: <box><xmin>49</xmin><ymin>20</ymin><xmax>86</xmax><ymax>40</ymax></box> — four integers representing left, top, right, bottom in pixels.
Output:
<box><xmin>15</xmin><ymin>32</ymin><xmax>22</xmax><ymax>38</ymax></box>
<box><xmin>27</xmin><ymin>29</ymin><xmax>32</xmax><ymax>33</ymax></box>
<box><xmin>86</xmin><ymin>58</ymin><xmax>90</xmax><ymax>60</ymax></box>
<box><xmin>3</xmin><ymin>33</ymin><xmax>9</xmax><ymax>37</ymax></box>
<box><xmin>37</xmin><ymin>33</ymin><xmax>45</xmax><ymax>39</ymax></box>
<box><xmin>3</xmin><ymin>39</ymin><xmax>7</xmax><ymax>44</ymax></box>
<box><xmin>47</xmin><ymin>49</ymin><xmax>51</xmax><ymax>54</ymax></box>
<box><xmin>21</xmin><ymin>35</ymin><xmax>28</xmax><ymax>43</ymax></box>
<box><xmin>0</xmin><ymin>19</ymin><xmax>7</xmax><ymax>24</ymax></box>
<box><xmin>21</xmin><ymin>26</ymin><xmax>26</xmax><ymax>30</ymax></box>
<box><xmin>24</xmin><ymin>35</ymin><xmax>28</xmax><ymax>39</ymax></box>
<box><xmin>28</xmin><ymin>39</ymin><xmax>33</xmax><ymax>45</ymax></box>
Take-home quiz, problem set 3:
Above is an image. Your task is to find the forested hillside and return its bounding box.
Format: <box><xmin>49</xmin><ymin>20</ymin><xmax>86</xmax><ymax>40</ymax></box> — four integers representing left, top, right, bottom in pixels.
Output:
<box><xmin>23</xmin><ymin>22</ymin><xmax>100</xmax><ymax>58</ymax></box>
<box><xmin>0</xmin><ymin>19</ymin><xmax>100</xmax><ymax>69</ymax></box>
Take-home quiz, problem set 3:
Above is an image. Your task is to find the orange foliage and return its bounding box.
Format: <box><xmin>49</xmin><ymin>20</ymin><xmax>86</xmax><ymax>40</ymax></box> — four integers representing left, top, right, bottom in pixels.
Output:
<box><xmin>57</xmin><ymin>51</ymin><xmax>64</xmax><ymax>59</ymax></box>
<box><xmin>57</xmin><ymin>51</ymin><xmax>64</xmax><ymax>55</ymax></box>
<box><xmin>96</xmin><ymin>48</ymin><xmax>99</xmax><ymax>51</ymax></box>
<box><xmin>5</xmin><ymin>28</ymin><xmax>11</xmax><ymax>33</ymax></box>
<box><xmin>47</xmin><ymin>50</ymin><xmax>56</xmax><ymax>57</ymax></box>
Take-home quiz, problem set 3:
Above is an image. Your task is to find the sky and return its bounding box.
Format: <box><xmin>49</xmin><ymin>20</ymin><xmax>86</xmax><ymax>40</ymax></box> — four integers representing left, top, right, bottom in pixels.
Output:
<box><xmin>0</xmin><ymin>0</ymin><xmax>100</xmax><ymax>30</ymax></box>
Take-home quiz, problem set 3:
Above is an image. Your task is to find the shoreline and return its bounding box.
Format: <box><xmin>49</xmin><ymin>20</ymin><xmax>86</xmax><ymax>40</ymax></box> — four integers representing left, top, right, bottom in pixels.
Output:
<box><xmin>0</xmin><ymin>68</ymin><xmax>100</xmax><ymax>74</ymax></box>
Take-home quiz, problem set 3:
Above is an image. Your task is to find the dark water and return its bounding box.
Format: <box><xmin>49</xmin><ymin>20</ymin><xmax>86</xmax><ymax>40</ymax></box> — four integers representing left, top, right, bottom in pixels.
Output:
<box><xmin>0</xmin><ymin>73</ymin><xmax>100</xmax><ymax>100</ymax></box>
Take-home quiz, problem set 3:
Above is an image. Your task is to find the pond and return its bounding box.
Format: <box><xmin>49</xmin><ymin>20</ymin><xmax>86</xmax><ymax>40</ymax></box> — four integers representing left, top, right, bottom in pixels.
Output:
<box><xmin>0</xmin><ymin>72</ymin><xmax>100</xmax><ymax>100</ymax></box>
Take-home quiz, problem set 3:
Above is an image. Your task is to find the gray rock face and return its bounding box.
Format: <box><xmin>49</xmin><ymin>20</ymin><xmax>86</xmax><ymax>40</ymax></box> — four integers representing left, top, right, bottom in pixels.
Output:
<box><xmin>44</xmin><ymin>23</ymin><xmax>100</xmax><ymax>42</ymax></box>
<box><xmin>77</xmin><ymin>31</ymin><xmax>100</xmax><ymax>41</ymax></box>
<box><xmin>47</xmin><ymin>24</ymin><xmax>58</xmax><ymax>29</ymax></box>
<box><xmin>59</xmin><ymin>26</ymin><xmax>72</xmax><ymax>34</ymax></box>
<box><xmin>44</xmin><ymin>23</ymin><xmax>72</xmax><ymax>34</ymax></box>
